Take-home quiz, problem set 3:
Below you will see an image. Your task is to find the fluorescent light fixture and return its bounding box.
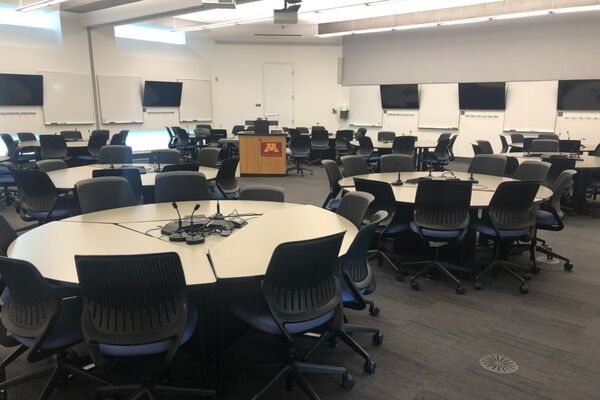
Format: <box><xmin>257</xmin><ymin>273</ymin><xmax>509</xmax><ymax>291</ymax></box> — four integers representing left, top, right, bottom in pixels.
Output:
<box><xmin>17</xmin><ymin>0</ymin><xmax>67</xmax><ymax>12</ymax></box>
<box><xmin>393</xmin><ymin>22</ymin><xmax>439</xmax><ymax>31</ymax></box>
<box><xmin>353</xmin><ymin>26</ymin><xmax>393</xmax><ymax>34</ymax></box>
<box><xmin>439</xmin><ymin>17</ymin><xmax>491</xmax><ymax>26</ymax></box>
<box><xmin>316</xmin><ymin>31</ymin><xmax>351</xmax><ymax>38</ymax></box>
<box><xmin>491</xmin><ymin>10</ymin><xmax>550</xmax><ymax>20</ymax></box>
<box><xmin>0</xmin><ymin>4</ymin><xmax>60</xmax><ymax>29</ymax></box>
<box><xmin>174</xmin><ymin>16</ymin><xmax>272</xmax><ymax>32</ymax></box>
<box><xmin>115</xmin><ymin>24</ymin><xmax>186</xmax><ymax>45</ymax></box>
<box><xmin>551</xmin><ymin>4</ymin><xmax>600</xmax><ymax>14</ymax></box>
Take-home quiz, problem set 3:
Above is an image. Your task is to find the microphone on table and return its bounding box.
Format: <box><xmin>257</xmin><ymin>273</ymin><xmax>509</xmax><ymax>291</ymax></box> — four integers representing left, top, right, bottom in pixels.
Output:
<box><xmin>186</xmin><ymin>203</ymin><xmax>205</xmax><ymax>245</ymax></box>
<box><xmin>391</xmin><ymin>172</ymin><xmax>403</xmax><ymax>186</ymax></box>
<box><xmin>169</xmin><ymin>202</ymin><xmax>186</xmax><ymax>242</ymax></box>
<box><xmin>211</xmin><ymin>200</ymin><xmax>224</xmax><ymax>220</ymax></box>
<box><xmin>468</xmin><ymin>170</ymin><xmax>479</xmax><ymax>184</ymax></box>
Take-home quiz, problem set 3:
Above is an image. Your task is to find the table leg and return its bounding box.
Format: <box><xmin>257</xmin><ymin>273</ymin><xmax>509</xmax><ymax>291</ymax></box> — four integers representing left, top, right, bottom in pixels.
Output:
<box><xmin>572</xmin><ymin>169</ymin><xmax>590</xmax><ymax>215</ymax></box>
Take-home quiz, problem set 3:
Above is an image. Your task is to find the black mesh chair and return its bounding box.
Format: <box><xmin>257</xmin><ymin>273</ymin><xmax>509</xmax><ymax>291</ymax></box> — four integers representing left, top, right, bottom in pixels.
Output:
<box><xmin>98</xmin><ymin>145</ymin><xmax>133</xmax><ymax>165</ymax></box>
<box><xmin>468</xmin><ymin>155</ymin><xmax>507</xmax><ymax>177</ymax></box>
<box><xmin>322</xmin><ymin>160</ymin><xmax>344</xmax><ymax>210</ymax></box>
<box><xmin>296</xmin><ymin>127</ymin><xmax>309</xmax><ymax>134</ymax></box>
<box><xmin>75</xmin><ymin>253</ymin><xmax>214</xmax><ymax>399</ymax></box>
<box><xmin>354</xmin><ymin>178</ymin><xmax>409</xmax><ymax>281</ymax></box>
<box><xmin>36</xmin><ymin>159</ymin><xmax>67</xmax><ymax>172</ymax></box>
<box><xmin>0</xmin><ymin>257</ymin><xmax>109</xmax><ymax>399</ymax></box>
<box><xmin>287</xmin><ymin>135</ymin><xmax>313</xmax><ymax>176</ymax></box>
<box><xmin>16</xmin><ymin>132</ymin><xmax>36</xmax><ymax>142</ymax></box>
<box><xmin>60</xmin><ymin>130</ymin><xmax>82</xmax><ymax>141</ymax></box>
<box><xmin>39</xmin><ymin>135</ymin><xmax>68</xmax><ymax>160</ymax></box>
<box><xmin>161</xmin><ymin>162</ymin><xmax>199</xmax><ymax>172</ymax></box>
<box><xmin>197</xmin><ymin>124</ymin><xmax>212</xmax><ymax>130</ymax></box>
<box><xmin>92</xmin><ymin>168</ymin><xmax>143</xmax><ymax>204</ymax></box>
<box><xmin>472</xmin><ymin>181</ymin><xmax>541</xmax><ymax>294</ymax></box>
<box><xmin>216</xmin><ymin>157</ymin><xmax>240</xmax><ymax>199</ymax></box>
<box><xmin>91</xmin><ymin>129</ymin><xmax>109</xmax><ymax>138</ymax></box>
<box><xmin>11</xmin><ymin>168</ymin><xmax>79</xmax><ymax>223</ymax></box>
<box><xmin>542</xmin><ymin>157</ymin><xmax>576</xmax><ymax>187</ymax></box>
<box><xmin>559</xmin><ymin>140</ymin><xmax>581</xmax><ymax>154</ymax></box>
<box><xmin>77</xmin><ymin>177</ymin><xmax>139</xmax><ymax>214</ymax></box>
<box><xmin>0</xmin><ymin>217</ymin><xmax>19</xmax><ymax>348</ymax></box>
<box><xmin>78</xmin><ymin>132</ymin><xmax>109</xmax><ymax>163</ymax></box>
<box><xmin>476</xmin><ymin>140</ymin><xmax>494</xmax><ymax>155</ymax></box>
<box><xmin>154</xmin><ymin>171</ymin><xmax>211</xmax><ymax>203</ymax></box>
<box><xmin>379</xmin><ymin>154</ymin><xmax>414</xmax><ymax>173</ymax></box>
<box><xmin>336</xmin><ymin>191</ymin><xmax>374</xmax><ymax>230</ymax></box>
<box><xmin>471</xmin><ymin>143</ymin><xmax>482</xmax><ymax>156</ymax></box>
<box><xmin>510</xmin><ymin>133</ymin><xmax>524</xmax><ymax>144</ymax></box>
<box><xmin>438</xmin><ymin>133</ymin><xmax>451</xmax><ymax>142</ymax></box>
<box><xmin>539</xmin><ymin>133</ymin><xmax>559</xmax><ymax>140</ymax></box>
<box><xmin>173</xmin><ymin>127</ymin><xmax>197</xmax><ymax>159</ymax></box>
<box><xmin>523</xmin><ymin>137</ymin><xmax>535</xmax><ymax>153</ymax></box>
<box><xmin>228</xmin><ymin>233</ymin><xmax>354</xmax><ymax>399</ymax></box>
<box><xmin>311</xmin><ymin>126</ymin><xmax>327</xmax><ymax>133</ymax></box>
<box><xmin>504</xmin><ymin>156</ymin><xmax>519</xmax><ymax>177</ymax></box>
<box><xmin>448</xmin><ymin>134</ymin><xmax>458</xmax><ymax>161</ymax></box>
<box><xmin>392</xmin><ymin>136</ymin><xmax>416</xmax><ymax>158</ymax></box>
<box><xmin>531</xmin><ymin>139</ymin><xmax>559</xmax><ymax>153</ymax></box>
<box><xmin>341</xmin><ymin>155</ymin><xmax>369</xmax><ymax>177</ymax></box>
<box><xmin>422</xmin><ymin>139</ymin><xmax>450</xmax><ymax>171</ymax></box>
<box><xmin>109</xmin><ymin>131</ymin><xmax>127</xmax><ymax>146</ymax></box>
<box><xmin>1</xmin><ymin>134</ymin><xmax>31</xmax><ymax>165</ymax></box>
<box><xmin>232</xmin><ymin>125</ymin><xmax>245</xmax><ymax>136</ymax></box>
<box><xmin>310</xmin><ymin>130</ymin><xmax>330</xmax><ymax>165</ymax></box>
<box><xmin>354</xmin><ymin>128</ymin><xmax>367</xmax><ymax>140</ymax></box>
<box><xmin>239</xmin><ymin>185</ymin><xmax>285</xmax><ymax>202</ymax></box>
<box><xmin>209</xmin><ymin>129</ymin><xmax>227</xmax><ymax>145</ymax></box>
<box><xmin>356</xmin><ymin>136</ymin><xmax>379</xmax><ymax>168</ymax></box>
<box><xmin>149</xmin><ymin>149</ymin><xmax>180</xmax><ymax>165</ymax></box>
<box><xmin>0</xmin><ymin>216</ymin><xmax>16</xmax><ymax>256</ymax></box>
<box><xmin>197</xmin><ymin>147</ymin><xmax>221</xmax><ymax>168</ymax></box>
<box><xmin>499</xmin><ymin>135</ymin><xmax>510</xmax><ymax>153</ymax></box>
<box><xmin>513</xmin><ymin>160</ymin><xmax>551</xmax><ymax>182</ymax></box>
<box><xmin>335</xmin><ymin>131</ymin><xmax>353</xmax><ymax>160</ymax></box>
<box><xmin>403</xmin><ymin>180</ymin><xmax>472</xmax><ymax>294</ymax></box>
<box><xmin>377</xmin><ymin>131</ymin><xmax>395</xmax><ymax>142</ymax></box>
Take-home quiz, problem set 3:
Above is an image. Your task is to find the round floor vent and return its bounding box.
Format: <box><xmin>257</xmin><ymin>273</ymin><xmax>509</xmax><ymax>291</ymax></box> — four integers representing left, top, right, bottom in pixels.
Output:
<box><xmin>479</xmin><ymin>354</ymin><xmax>519</xmax><ymax>374</ymax></box>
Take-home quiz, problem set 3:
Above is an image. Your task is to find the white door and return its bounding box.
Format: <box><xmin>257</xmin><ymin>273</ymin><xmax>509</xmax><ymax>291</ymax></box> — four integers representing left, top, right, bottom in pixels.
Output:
<box><xmin>263</xmin><ymin>63</ymin><xmax>294</xmax><ymax>128</ymax></box>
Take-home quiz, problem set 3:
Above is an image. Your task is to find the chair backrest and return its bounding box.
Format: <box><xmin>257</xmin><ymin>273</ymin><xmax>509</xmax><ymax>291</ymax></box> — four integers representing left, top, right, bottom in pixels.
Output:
<box><xmin>262</xmin><ymin>233</ymin><xmax>345</xmax><ymax>328</ymax></box>
<box><xmin>0</xmin><ymin>134</ymin><xmax>15</xmax><ymax>155</ymax></box>
<box><xmin>592</xmin><ymin>143</ymin><xmax>600</xmax><ymax>157</ymax></box>
<box><xmin>296</xmin><ymin>127</ymin><xmax>309</xmax><ymax>134</ymax></box>
<box><xmin>216</xmin><ymin>157</ymin><xmax>239</xmax><ymax>181</ymax></box>
<box><xmin>438</xmin><ymin>133</ymin><xmax>451</xmax><ymax>142</ymax></box>
<box><xmin>75</xmin><ymin>252</ymin><xmax>188</xmax><ymax>364</ymax></box>
<box><xmin>542</xmin><ymin>157</ymin><xmax>576</xmax><ymax>186</ymax></box>
<box><xmin>499</xmin><ymin>135</ymin><xmax>509</xmax><ymax>153</ymax></box>
<box><xmin>287</xmin><ymin>128</ymin><xmax>301</xmax><ymax>137</ymax></box>
<box><xmin>197</xmin><ymin>124</ymin><xmax>212</xmax><ymax>130</ymax></box>
<box><xmin>336</xmin><ymin>130</ymin><xmax>354</xmax><ymax>141</ymax></box>
<box><xmin>379</xmin><ymin>154</ymin><xmax>414</xmax><ymax>173</ymax></box>
<box><xmin>336</xmin><ymin>191</ymin><xmax>374</xmax><ymax>228</ymax></box>
<box><xmin>433</xmin><ymin>138</ymin><xmax>450</xmax><ymax>161</ymax></box>
<box><xmin>39</xmin><ymin>134</ymin><xmax>67</xmax><ymax>160</ymax></box>
<box><xmin>98</xmin><ymin>145</ymin><xmax>133</xmax><ymax>164</ymax></box>
<box><xmin>539</xmin><ymin>133</ymin><xmax>559</xmax><ymax>140</ymax></box>
<box><xmin>523</xmin><ymin>137</ymin><xmax>535</xmax><ymax>152</ymax></box>
<box><xmin>413</xmin><ymin>180</ymin><xmax>472</xmax><ymax>233</ymax></box>
<box><xmin>161</xmin><ymin>162</ymin><xmax>200</xmax><ymax>172</ymax></box>
<box><xmin>475</xmin><ymin>140</ymin><xmax>494</xmax><ymax>155</ymax></box>
<box><xmin>548</xmin><ymin>169</ymin><xmax>577</xmax><ymax>216</ymax></box>
<box><xmin>11</xmin><ymin>168</ymin><xmax>58</xmax><ymax>212</ymax></box>
<box><xmin>504</xmin><ymin>156</ymin><xmax>519</xmax><ymax>177</ymax></box>
<box><xmin>60</xmin><ymin>130</ymin><xmax>82</xmax><ymax>140</ymax></box>
<box><xmin>232</xmin><ymin>125</ymin><xmax>245</xmax><ymax>135</ymax></box>
<box><xmin>468</xmin><ymin>155</ymin><xmax>507</xmax><ymax>177</ymax></box>
<box><xmin>531</xmin><ymin>139</ymin><xmax>559</xmax><ymax>153</ymax></box>
<box><xmin>513</xmin><ymin>160</ymin><xmax>551</xmax><ymax>182</ymax></box>
<box><xmin>510</xmin><ymin>133</ymin><xmax>524</xmax><ymax>143</ymax></box>
<box><xmin>76</xmin><ymin>176</ymin><xmax>138</xmax><ymax>214</ymax></box>
<box><xmin>356</xmin><ymin>136</ymin><xmax>374</xmax><ymax>156</ymax></box>
<box><xmin>109</xmin><ymin>132</ymin><xmax>125</xmax><ymax>145</ymax></box>
<box><xmin>488</xmin><ymin>180</ymin><xmax>540</xmax><ymax>231</ymax></box>
<box><xmin>392</xmin><ymin>136</ymin><xmax>416</xmax><ymax>156</ymax></box>
<box><xmin>311</xmin><ymin>126</ymin><xmax>326</xmax><ymax>133</ymax></box>
<box><xmin>321</xmin><ymin>159</ymin><xmax>343</xmax><ymax>199</ymax></box>
<box><xmin>377</xmin><ymin>131</ymin><xmax>395</xmax><ymax>142</ymax></box>
<box><xmin>448</xmin><ymin>134</ymin><xmax>458</xmax><ymax>158</ymax></box>
<box><xmin>210</xmin><ymin>129</ymin><xmax>227</xmax><ymax>140</ymax></box>
<box><xmin>17</xmin><ymin>132</ymin><xmax>36</xmax><ymax>142</ymax></box>
<box><xmin>310</xmin><ymin>130</ymin><xmax>329</xmax><ymax>146</ymax></box>
<box><xmin>91</xmin><ymin>129</ymin><xmax>110</xmax><ymax>138</ymax></box>
<box><xmin>471</xmin><ymin>143</ymin><xmax>482</xmax><ymax>156</ymax></box>
<box><xmin>149</xmin><ymin>149</ymin><xmax>181</xmax><ymax>165</ymax></box>
<box><xmin>355</xmin><ymin>128</ymin><xmax>367</xmax><ymax>139</ymax></box>
<box><xmin>197</xmin><ymin>147</ymin><xmax>221</xmax><ymax>168</ymax></box>
<box><xmin>36</xmin><ymin>159</ymin><xmax>67</xmax><ymax>172</ymax></box>
<box><xmin>154</xmin><ymin>171</ymin><xmax>211</xmax><ymax>203</ymax></box>
<box><xmin>92</xmin><ymin>168</ymin><xmax>143</xmax><ymax>204</ymax></box>
<box><xmin>559</xmin><ymin>139</ymin><xmax>581</xmax><ymax>153</ymax></box>
<box><xmin>289</xmin><ymin>135</ymin><xmax>311</xmax><ymax>154</ymax></box>
<box><xmin>0</xmin><ymin>215</ymin><xmax>17</xmax><ymax>256</ymax></box>
<box><xmin>87</xmin><ymin>132</ymin><xmax>109</xmax><ymax>157</ymax></box>
<box><xmin>340</xmin><ymin>155</ymin><xmax>369</xmax><ymax>177</ymax></box>
<box><xmin>239</xmin><ymin>185</ymin><xmax>285</xmax><ymax>202</ymax></box>
<box><xmin>354</xmin><ymin>178</ymin><xmax>397</xmax><ymax>222</ymax></box>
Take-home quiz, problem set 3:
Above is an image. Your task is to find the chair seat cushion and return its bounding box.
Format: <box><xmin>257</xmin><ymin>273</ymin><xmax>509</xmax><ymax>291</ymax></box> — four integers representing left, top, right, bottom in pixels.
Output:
<box><xmin>343</xmin><ymin>287</ymin><xmax>366</xmax><ymax>303</ymax></box>
<box><xmin>378</xmin><ymin>222</ymin><xmax>409</xmax><ymax>235</ymax></box>
<box><xmin>98</xmin><ymin>307</ymin><xmax>198</xmax><ymax>357</ymax></box>
<box><xmin>409</xmin><ymin>222</ymin><xmax>461</xmax><ymax>239</ymax></box>
<box><xmin>535</xmin><ymin>210</ymin><xmax>558</xmax><ymax>227</ymax></box>
<box><xmin>471</xmin><ymin>222</ymin><xmax>529</xmax><ymax>238</ymax></box>
<box><xmin>326</xmin><ymin>198</ymin><xmax>342</xmax><ymax>211</ymax></box>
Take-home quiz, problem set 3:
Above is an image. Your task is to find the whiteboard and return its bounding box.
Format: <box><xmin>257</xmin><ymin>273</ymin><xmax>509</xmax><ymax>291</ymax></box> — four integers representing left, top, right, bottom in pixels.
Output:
<box><xmin>418</xmin><ymin>83</ymin><xmax>460</xmax><ymax>129</ymax></box>
<box><xmin>504</xmin><ymin>81</ymin><xmax>558</xmax><ymax>132</ymax></box>
<box><xmin>178</xmin><ymin>79</ymin><xmax>212</xmax><ymax>122</ymax></box>
<box><xmin>97</xmin><ymin>75</ymin><xmax>143</xmax><ymax>124</ymax></box>
<box><xmin>41</xmin><ymin>71</ymin><xmax>94</xmax><ymax>125</ymax></box>
<box><xmin>349</xmin><ymin>86</ymin><xmax>382</xmax><ymax>126</ymax></box>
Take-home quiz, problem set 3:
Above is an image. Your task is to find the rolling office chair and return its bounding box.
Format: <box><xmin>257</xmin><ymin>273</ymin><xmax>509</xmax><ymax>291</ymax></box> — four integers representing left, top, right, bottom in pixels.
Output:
<box><xmin>472</xmin><ymin>181</ymin><xmax>541</xmax><ymax>294</ymax></box>
<box><xmin>404</xmin><ymin>180</ymin><xmax>473</xmax><ymax>295</ymax></box>
<box><xmin>336</xmin><ymin>191</ymin><xmax>374</xmax><ymax>229</ymax></box>
<box><xmin>559</xmin><ymin>139</ymin><xmax>581</xmax><ymax>154</ymax></box>
<box><xmin>92</xmin><ymin>168</ymin><xmax>144</xmax><ymax>204</ymax></box>
<box><xmin>0</xmin><ymin>257</ymin><xmax>110</xmax><ymax>400</ymax></box>
<box><xmin>334</xmin><ymin>130</ymin><xmax>353</xmax><ymax>161</ymax></box>
<box><xmin>197</xmin><ymin>147</ymin><xmax>221</xmax><ymax>168</ymax></box>
<box><xmin>197</xmin><ymin>124</ymin><xmax>212</xmax><ymax>130</ymax></box>
<box><xmin>354</xmin><ymin>178</ymin><xmax>409</xmax><ymax>281</ymax></box>
<box><xmin>340</xmin><ymin>155</ymin><xmax>369</xmax><ymax>177</ymax></box>
<box><xmin>321</xmin><ymin>159</ymin><xmax>344</xmax><ymax>210</ymax></box>
<box><xmin>356</xmin><ymin>136</ymin><xmax>379</xmax><ymax>169</ymax></box>
<box><xmin>475</xmin><ymin>140</ymin><xmax>494</xmax><ymax>155</ymax></box>
<box><xmin>513</xmin><ymin>160</ymin><xmax>551</xmax><ymax>182</ymax></box>
<box><xmin>287</xmin><ymin>135</ymin><xmax>313</xmax><ymax>176</ymax></box>
<box><xmin>209</xmin><ymin>128</ymin><xmax>227</xmax><ymax>145</ymax></box>
<box><xmin>75</xmin><ymin>253</ymin><xmax>214</xmax><ymax>400</ymax></box>
<box><xmin>522</xmin><ymin>137</ymin><xmax>535</xmax><ymax>153</ymax></box>
<box><xmin>77</xmin><ymin>132</ymin><xmax>108</xmax><ymax>164</ymax></box>
<box><xmin>437</xmin><ymin>133</ymin><xmax>451</xmax><ymax>142</ymax></box>
<box><xmin>91</xmin><ymin>129</ymin><xmax>110</xmax><ymax>137</ymax></box>
<box><xmin>471</xmin><ymin>143</ymin><xmax>482</xmax><ymax>156</ymax></box>
<box><xmin>16</xmin><ymin>132</ymin><xmax>36</xmax><ymax>142</ymax></box>
<box><xmin>510</xmin><ymin>133</ymin><xmax>524</xmax><ymax>145</ymax></box>
<box><xmin>468</xmin><ymin>155</ymin><xmax>507</xmax><ymax>177</ymax></box>
<box><xmin>354</xmin><ymin>128</ymin><xmax>367</xmax><ymax>140</ymax></box>
<box><xmin>35</xmin><ymin>159</ymin><xmax>67</xmax><ymax>172</ymax></box>
<box><xmin>161</xmin><ymin>162</ymin><xmax>200</xmax><ymax>172</ymax></box>
<box><xmin>309</xmin><ymin>130</ymin><xmax>330</xmax><ymax>165</ymax></box>
<box><xmin>296</xmin><ymin>127</ymin><xmax>310</xmax><ymax>134</ymax></box>
<box><xmin>311</xmin><ymin>126</ymin><xmax>327</xmax><ymax>133</ymax></box>
<box><xmin>98</xmin><ymin>145</ymin><xmax>133</xmax><ymax>164</ymax></box>
<box><xmin>504</xmin><ymin>156</ymin><xmax>519</xmax><ymax>177</ymax></box>
<box><xmin>173</xmin><ymin>127</ymin><xmax>197</xmax><ymax>159</ymax></box>
<box><xmin>239</xmin><ymin>185</ymin><xmax>285</xmax><ymax>202</ymax></box>
<box><xmin>377</xmin><ymin>131</ymin><xmax>395</xmax><ymax>142</ymax></box>
<box><xmin>149</xmin><ymin>149</ymin><xmax>181</xmax><ymax>165</ymax></box>
<box><xmin>228</xmin><ymin>233</ymin><xmax>354</xmax><ymax>399</ymax></box>
<box><xmin>109</xmin><ymin>131</ymin><xmax>126</xmax><ymax>146</ymax></box>
<box><xmin>535</xmin><ymin>170</ymin><xmax>577</xmax><ymax>271</ymax></box>
<box><xmin>392</xmin><ymin>136</ymin><xmax>416</xmax><ymax>158</ymax></box>
<box><xmin>337</xmin><ymin>130</ymin><xmax>355</xmax><ymax>142</ymax></box>
<box><xmin>154</xmin><ymin>171</ymin><xmax>211</xmax><ymax>203</ymax></box>
<box><xmin>499</xmin><ymin>135</ymin><xmax>510</xmax><ymax>153</ymax></box>
<box><xmin>39</xmin><ymin>134</ymin><xmax>68</xmax><ymax>161</ymax></box>
<box><xmin>215</xmin><ymin>157</ymin><xmax>240</xmax><ymax>199</ymax></box>
<box><xmin>531</xmin><ymin>139</ymin><xmax>559</xmax><ymax>153</ymax></box>
<box><xmin>60</xmin><ymin>130</ymin><xmax>82</xmax><ymax>141</ymax></box>
<box><xmin>379</xmin><ymin>154</ymin><xmax>414</xmax><ymax>173</ymax></box>
<box><xmin>422</xmin><ymin>139</ymin><xmax>450</xmax><ymax>171</ymax></box>
<box><xmin>77</xmin><ymin>177</ymin><xmax>139</xmax><ymax>214</ymax></box>
<box><xmin>448</xmin><ymin>134</ymin><xmax>458</xmax><ymax>161</ymax></box>
<box><xmin>232</xmin><ymin>125</ymin><xmax>245</xmax><ymax>136</ymax></box>
<box><xmin>1</xmin><ymin>134</ymin><xmax>31</xmax><ymax>165</ymax></box>
<box><xmin>539</xmin><ymin>133</ymin><xmax>559</xmax><ymax>140</ymax></box>
<box><xmin>542</xmin><ymin>157</ymin><xmax>576</xmax><ymax>188</ymax></box>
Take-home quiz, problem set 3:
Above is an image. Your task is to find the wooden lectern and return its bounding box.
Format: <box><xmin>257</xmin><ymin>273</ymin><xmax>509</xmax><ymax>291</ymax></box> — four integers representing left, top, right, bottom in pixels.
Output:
<box><xmin>239</xmin><ymin>133</ymin><xmax>287</xmax><ymax>176</ymax></box>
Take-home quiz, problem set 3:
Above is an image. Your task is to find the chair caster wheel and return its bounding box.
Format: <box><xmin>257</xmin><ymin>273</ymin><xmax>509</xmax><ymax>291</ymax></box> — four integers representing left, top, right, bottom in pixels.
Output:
<box><xmin>395</xmin><ymin>273</ymin><xmax>404</xmax><ymax>282</ymax></box>
<box><xmin>473</xmin><ymin>281</ymin><xmax>483</xmax><ymax>290</ymax></box>
<box><xmin>369</xmin><ymin>305</ymin><xmax>380</xmax><ymax>317</ymax></box>
<box><xmin>531</xmin><ymin>266</ymin><xmax>541</xmax><ymax>274</ymax></box>
<box><xmin>455</xmin><ymin>285</ymin><xmax>466</xmax><ymax>295</ymax></box>
<box><xmin>372</xmin><ymin>333</ymin><xmax>383</xmax><ymax>346</ymax></box>
<box><xmin>523</xmin><ymin>273</ymin><xmax>532</xmax><ymax>281</ymax></box>
<box><xmin>519</xmin><ymin>285</ymin><xmax>529</xmax><ymax>294</ymax></box>
<box><xmin>341</xmin><ymin>372</ymin><xmax>354</xmax><ymax>389</ymax></box>
<box><xmin>411</xmin><ymin>281</ymin><xmax>420</xmax><ymax>291</ymax></box>
<box><xmin>564</xmin><ymin>262</ymin><xmax>573</xmax><ymax>271</ymax></box>
<box><xmin>363</xmin><ymin>360</ymin><xmax>376</xmax><ymax>374</ymax></box>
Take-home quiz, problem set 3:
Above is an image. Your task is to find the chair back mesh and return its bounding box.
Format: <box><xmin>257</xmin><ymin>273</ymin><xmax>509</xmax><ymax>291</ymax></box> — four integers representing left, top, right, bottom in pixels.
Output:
<box><xmin>414</xmin><ymin>180</ymin><xmax>472</xmax><ymax>231</ymax></box>
<box><xmin>488</xmin><ymin>181</ymin><xmax>540</xmax><ymax>231</ymax></box>
<box><xmin>39</xmin><ymin>135</ymin><xmax>67</xmax><ymax>160</ymax></box>
<box><xmin>468</xmin><ymin>155</ymin><xmax>507</xmax><ymax>177</ymax></box>
<box><xmin>11</xmin><ymin>168</ymin><xmax>58</xmax><ymax>212</ymax></box>
<box><xmin>341</xmin><ymin>155</ymin><xmax>369</xmax><ymax>177</ymax></box>
<box><xmin>392</xmin><ymin>136</ymin><xmax>416</xmax><ymax>156</ymax></box>
<box><xmin>336</xmin><ymin>191</ymin><xmax>374</xmax><ymax>228</ymax></box>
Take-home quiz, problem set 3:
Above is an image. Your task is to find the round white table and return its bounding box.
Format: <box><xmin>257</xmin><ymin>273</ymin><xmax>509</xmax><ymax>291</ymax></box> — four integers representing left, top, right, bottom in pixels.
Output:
<box><xmin>349</xmin><ymin>139</ymin><xmax>438</xmax><ymax>151</ymax></box>
<box><xmin>47</xmin><ymin>164</ymin><xmax>220</xmax><ymax>190</ymax></box>
<box><xmin>8</xmin><ymin>201</ymin><xmax>358</xmax><ymax>286</ymax></box>
<box><xmin>338</xmin><ymin>171</ymin><xmax>553</xmax><ymax>208</ymax></box>
<box><xmin>18</xmin><ymin>140</ymin><xmax>89</xmax><ymax>149</ymax></box>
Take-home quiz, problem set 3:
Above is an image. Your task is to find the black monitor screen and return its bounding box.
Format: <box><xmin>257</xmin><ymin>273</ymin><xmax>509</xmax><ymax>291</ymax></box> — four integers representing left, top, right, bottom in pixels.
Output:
<box><xmin>0</xmin><ymin>73</ymin><xmax>43</xmax><ymax>106</ymax></box>
<box><xmin>557</xmin><ymin>80</ymin><xmax>600</xmax><ymax>111</ymax></box>
<box><xmin>142</xmin><ymin>81</ymin><xmax>183</xmax><ymax>107</ymax></box>
<box><xmin>459</xmin><ymin>82</ymin><xmax>506</xmax><ymax>110</ymax></box>
<box><xmin>380</xmin><ymin>84</ymin><xmax>419</xmax><ymax>109</ymax></box>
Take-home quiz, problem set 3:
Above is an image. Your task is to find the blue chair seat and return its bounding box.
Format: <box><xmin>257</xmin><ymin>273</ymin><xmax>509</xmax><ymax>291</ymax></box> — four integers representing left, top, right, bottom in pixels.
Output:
<box><xmin>409</xmin><ymin>221</ymin><xmax>460</xmax><ymax>239</ymax></box>
<box><xmin>343</xmin><ymin>287</ymin><xmax>366</xmax><ymax>303</ymax></box>
<box><xmin>98</xmin><ymin>306</ymin><xmax>198</xmax><ymax>357</ymax></box>
<box><xmin>535</xmin><ymin>210</ymin><xmax>558</xmax><ymax>227</ymax></box>
<box><xmin>378</xmin><ymin>222</ymin><xmax>409</xmax><ymax>235</ymax></box>
<box><xmin>471</xmin><ymin>222</ymin><xmax>529</xmax><ymax>238</ymax></box>
<box><xmin>326</xmin><ymin>198</ymin><xmax>342</xmax><ymax>211</ymax></box>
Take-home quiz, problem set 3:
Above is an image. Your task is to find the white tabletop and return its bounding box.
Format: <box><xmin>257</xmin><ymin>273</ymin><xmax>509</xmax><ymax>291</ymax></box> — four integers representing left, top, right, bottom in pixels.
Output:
<box><xmin>338</xmin><ymin>171</ymin><xmax>553</xmax><ymax>208</ymax></box>
<box><xmin>513</xmin><ymin>154</ymin><xmax>600</xmax><ymax>170</ymax></box>
<box><xmin>19</xmin><ymin>140</ymin><xmax>89</xmax><ymax>148</ymax></box>
<box><xmin>47</xmin><ymin>164</ymin><xmax>219</xmax><ymax>190</ymax></box>
<box><xmin>349</xmin><ymin>139</ymin><xmax>438</xmax><ymax>150</ymax></box>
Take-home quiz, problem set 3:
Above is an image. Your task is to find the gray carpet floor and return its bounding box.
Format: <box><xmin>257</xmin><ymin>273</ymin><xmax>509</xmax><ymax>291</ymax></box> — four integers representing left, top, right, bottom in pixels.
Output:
<box><xmin>1</xmin><ymin>161</ymin><xmax>600</xmax><ymax>399</ymax></box>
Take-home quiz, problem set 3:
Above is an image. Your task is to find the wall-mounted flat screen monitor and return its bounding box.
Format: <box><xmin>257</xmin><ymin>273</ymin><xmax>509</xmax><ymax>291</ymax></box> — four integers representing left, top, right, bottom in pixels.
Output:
<box><xmin>142</xmin><ymin>81</ymin><xmax>183</xmax><ymax>107</ymax></box>
<box><xmin>459</xmin><ymin>82</ymin><xmax>506</xmax><ymax>110</ymax></box>
<box><xmin>0</xmin><ymin>73</ymin><xmax>43</xmax><ymax>106</ymax></box>
<box><xmin>380</xmin><ymin>84</ymin><xmax>419</xmax><ymax>109</ymax></box>
<box><xmin>557</xmin><ymin>79</ymin><xmax>600</xmax><ymax>111</ymax></box>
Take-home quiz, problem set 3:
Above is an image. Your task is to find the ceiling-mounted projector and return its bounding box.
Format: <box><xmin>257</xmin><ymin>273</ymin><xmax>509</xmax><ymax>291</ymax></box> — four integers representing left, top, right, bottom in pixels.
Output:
<box><xmin>274</xmin><ymin>0</ymin><xmax>301</xmax><ymax>24</ymax></box>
